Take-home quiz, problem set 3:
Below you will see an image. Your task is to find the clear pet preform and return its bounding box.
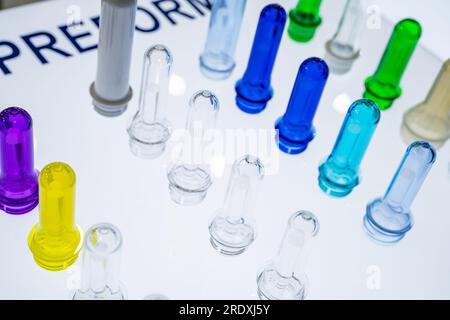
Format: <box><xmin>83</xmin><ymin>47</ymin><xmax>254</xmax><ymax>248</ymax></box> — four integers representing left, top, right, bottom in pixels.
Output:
<box><xmin>324</xmin><ymin>0</ymin><xmax>365</xmax><ymax>75</ymax></box>
<box><xmin>257</xmin><ymin>211</ymin><xmax>319</xmax><ymax>300</ymax></box>
<box><xmin>0</xmin><ymin>107</ymin><xmax>39</xmax><ymax>214</ymax></box>
<box><xmin>90</xmin><ymin>0</ymin><xmax>137</xmax><ymax>116</ymax></box>
<box><xmin>275</xmin><ymin>57</ymin><xmax>329</xmax><ymax>154</ymax></box>
<box><xmin>73</xmin><ymin>223</ymin><xmax>125</xmax><ymax>300</ymax></box>
<box><xmin>128</xmin><ymin>45</ymin><xmax>172</xmax><ymax>158</ymax></box>
<box><xmin>209</xmin><ymin>155</ymin><xmax>264</xmax><ymax>255</ymax></box>
<box><xmin>28</xmin><ymin>162</ymin><xmax>82</xmax><ymax>271</ymax></box>
<box><xmin>199</xmin><ymin>0</ymin><xmax>247</xmax><ymax>80</ymax></box>
<box><xmin>318</xmin><ymin>99</ymin><xmax>381</xmax><ymax>197</ymax></box>
<box><xmin>235</xmin><ymin>4</ymin><xmax>287</xmax><ymax>114</ymax></box>
<box><xmin>402</xmin><ymin>59</ymin><xmax>450</xmax><ymax>148</ymax></box>
<box><xmin>167</xmin><ymin>90</ymin><xmax>220</xmax><ymax>205</ymax></box>
<box><xmin>363</xmin><ymin>141</ymin><xmax>436</xmax><ymax>245</ymax></box>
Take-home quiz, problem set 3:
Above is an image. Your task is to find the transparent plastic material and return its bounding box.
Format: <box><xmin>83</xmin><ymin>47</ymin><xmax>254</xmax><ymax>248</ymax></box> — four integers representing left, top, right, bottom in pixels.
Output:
<box><xmin>209</xmin><ymin>155</ymin><xmax>264</xmax><ymax>255</ymax></box>
<box><xmin>199</xmin><ymin>0</ymin><xmax>247</xmax><ymax>80</ymax></box>
<box><xmin>318</xmin><ymin>99</ymin><xmax>381</xmax><ymax>197</ymax></box>
<box><xmin>73</xmin><ymin>223</ymin><xmax>125</xmax><ymax>300</ymax></box>
<box><xmin>235</xmin><ymin>4</ymin><xmax>287</xmax><ymax>114</ymax></box>
<box><xmin>364</xmin><ymin>19</ymin><xmax>422</xmax><ymax>110</ymax></box>
<box><xmin>128</xmin><ymin>45</ymin><xmax>172</xmax><ymax>158</ymax></box>
<box><xmin>90</xmin><ymin>0</ymin><xmax>137</xmax><ymax>116</ymax></box>
<box><xmin>324</xmin><ymin>0</ymin><xmax>364</xmax><ymax>75</ymax></box>
<box><xmin>364</xmin><ymin>141</ymin><xmax>436</xmax><ymax>245</ymax></box>
<box><xmin>288</xmin><ymin>0</ymin><xmax>322</xmax><ymax>43</ymax></box>
<box><xmin>275</xmin><ymin>57</ymin><xmax>329</xmax><ymax>154</ymax></box>
<box><xmin>0</xmin><ymin>107</ymin><xmax>39</xmax><ymax>214</ymax></box>
<box><xmin>28</xmin><ymin>163</ymin><xmax>82</xmax><ymax>271</ymax></box>
<box><xmin>402</xmin><ymin>59</ymin><xmax>450</xmax><ymax>148</ymax></box>
<box><xmin>257</xmin><ymin>211</ymin><xmax>319</xmax><ymax>300</ymax></box>
<box><xmin>167</xmin><ymin>90</ymin><xmax>220</xmax><ymax>205</ymax></box>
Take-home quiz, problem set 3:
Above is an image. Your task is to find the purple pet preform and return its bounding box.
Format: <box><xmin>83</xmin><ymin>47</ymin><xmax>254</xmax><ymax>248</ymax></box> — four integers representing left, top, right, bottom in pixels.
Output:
<box><xmin>0</xmin><ymin>107</ymin><xmax>39</xmax><ymax>214</ymax></box>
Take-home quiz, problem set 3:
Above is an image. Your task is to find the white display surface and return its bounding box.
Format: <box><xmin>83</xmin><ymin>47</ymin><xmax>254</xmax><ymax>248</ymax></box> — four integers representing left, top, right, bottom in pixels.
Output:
<box><xmin>0</xmin><ymin>0</ymin><xmax>449</xmax><ymax>299</ymax></box>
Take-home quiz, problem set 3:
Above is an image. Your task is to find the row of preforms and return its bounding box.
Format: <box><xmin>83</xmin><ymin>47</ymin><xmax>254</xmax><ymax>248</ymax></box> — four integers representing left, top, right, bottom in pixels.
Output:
<box><xmin>54</xmin><ymin>0</ymin><xmax>450</xmax><ymax>300</ymax></box>
<box><xmin>93</xmin><ymin>1</ymin><xmax>450</xmax><ymax>148</ymax></box>
<box><xmin>0</xmin><ymin>104</ymin><xmax>437</xmax><ymax>300</ymax></box>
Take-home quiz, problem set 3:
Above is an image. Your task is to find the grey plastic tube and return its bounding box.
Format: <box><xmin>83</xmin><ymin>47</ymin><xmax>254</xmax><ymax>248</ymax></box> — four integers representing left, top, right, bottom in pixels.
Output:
<box><xmin>90</xmin><ymin>0</ymin><xmax>137</xmax><ymax>117</ymax></box>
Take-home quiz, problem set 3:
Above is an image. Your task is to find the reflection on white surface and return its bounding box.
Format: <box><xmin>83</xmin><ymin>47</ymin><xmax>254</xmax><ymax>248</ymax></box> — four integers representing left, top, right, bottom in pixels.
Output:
<box><xmin>333</xmin><ymin>93</ymin><xmax>352</xmax><ymax>114</ymax></box>
<box><xmin>209</xmin><ymin>155</ymin><xmax>226</xmax><ymax>178</ymax></box>
<box><xmin>169</xmin><ymin>74</ymin><xmax>187</xmax><ymax>96</ymax></box>
<box><xmin>143</xmin><ymin>293</ymin><xmax>169</xmax><ymax>300</ymax></box>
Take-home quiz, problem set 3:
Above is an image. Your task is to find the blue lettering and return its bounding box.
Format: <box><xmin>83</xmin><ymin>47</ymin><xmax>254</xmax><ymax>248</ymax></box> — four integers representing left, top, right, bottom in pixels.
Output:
<box><xmin>136</xmin><ymin>7</ymin><xmax>160</xmax><ymax>32</ymax></box>
<box><xmin>91</xmin><ymin>16</ymin><xmax>100</xmax><ymax>28</ymax></box>
<box><xmin>185</xmin><ymin>0</ymin><xmax>212</xmax><ymax>15</ymax></box>
<box><xmin>59</xmin><ymin>21</ymin><xmax>97</xmax><ymax>53</ymax></box>
<box><xmin>21</xmin><ymin>31</ymin><xmax>72</xmax><ymax>64</ymax></box>
<box><xmin>1</xmin><ymin>0</ymin><xmax>210</xmax><ymax>76</ymax></box>
<box><xmin>152</xmin><ymin>0</ymin><xmax>195</xmax><ymax>25</ymax></box>
<box><xmin>0</xmin><ymin>41</ymin><xmax>20</xmax><ymax>75</ymax></box>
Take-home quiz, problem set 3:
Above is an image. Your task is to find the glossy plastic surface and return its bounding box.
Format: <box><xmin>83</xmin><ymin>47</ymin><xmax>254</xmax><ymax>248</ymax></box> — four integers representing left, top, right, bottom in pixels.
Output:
<box><xmin>0</xmin><ymin>107</ymin><xmax>38</xmax><ymax>214</ymax></box>
<box><xmin>28</xmin><ymin>163</ymin><xmax>82</xmax><ymax>271</ymax></box>
<box><xmin>275</xmin><ymin>57</ymin><xmax>329</xmax><ymax>154</ymax></box>
<box><xmin>235</xmin><ymin>4</ymin><xmax>287</xmax><ymax>114</ymax></box>
<box><xmin>167</xmin><ymin>90</ymin><xmax>220</xmax><ymax>205</ymax></box>
<box><xmin>91</xmin><ymin>0</ymin><xmax>137</xmax><ymax>116</ymax></box>
<box><xmin>199</xmin><ymin>0</ymin><xmax>247</xmax><ymax>80</ymax></box>
<box><xmin>364</xmin><ymin>141</ymin><xmax>436</xmax><ymax>245</ymax></box>
<box><xmin>318</xmin><ymin>99</ymin><xmax>380</xmax><ymax>197</ymax></box>
<box><xmin>288</xmin><ymin>0</ymin><xmax>322</xmax><ymax>42</ymax></box>
<box><xmin>73</xmin><ymin>223</ymin><xmax>125</xmax><ymax>300</ymax></box>
<box><xmin>324</xmin><ymin>0</ymin><xmax>364</xmax><ymax>74</ymax></box>
<box><xmin>209</xmin><ymin>155</ymin><xmax>264</xmax><ymax>255</ymax></box>
<box><xmin>364</xmin><ymin>19</ymin><xmax>422</xmax><ymax>110</ymax></box>
<box><xmin>128</xmin><ymin>45</ymin><xmax>172</xmax><ymax>158</ymax></box>
<box><xmin>257</xmin><ymin>211</ymin><xmax>319</xmax><ymax>300</ymax></box>
<box><xmin>402</xmin><ymin>59</ymin><xmax>450</xmax><ymax>148</ymax></box>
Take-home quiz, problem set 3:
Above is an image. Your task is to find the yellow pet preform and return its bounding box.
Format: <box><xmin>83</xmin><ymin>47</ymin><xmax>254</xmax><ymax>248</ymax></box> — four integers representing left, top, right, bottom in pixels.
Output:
<box><xmin>28</xmin><ymin>162</ymin><xmax>82</xmax><ymax>271</ymax></box>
